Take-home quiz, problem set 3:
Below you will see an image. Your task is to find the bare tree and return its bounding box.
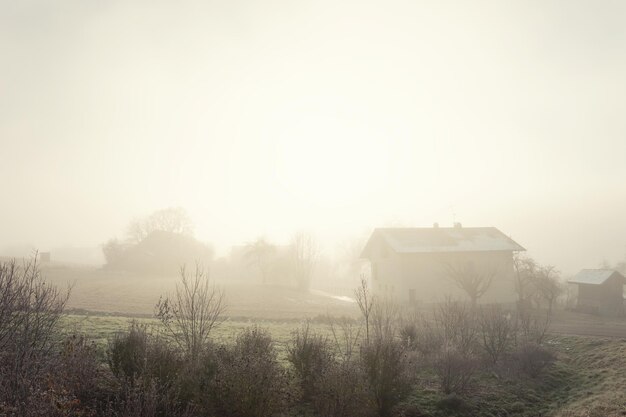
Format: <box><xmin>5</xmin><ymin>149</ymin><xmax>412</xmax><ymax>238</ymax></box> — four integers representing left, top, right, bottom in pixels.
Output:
<box><xmin>127</xmin><ymin>207</ymin><xmax>194</xmax><ymax>243</ymax></box>
<box><xmin>244</xmin><ymin>237</ymin><xmax>277</xmax><ymax>284</ymax></box>
<box><xmin>291</xmin><ymin>232</ymin><xmax>318</xmax><ymax>291</ymax></box>
<box><xmin>514</xmin><ymin>255</ymin><xmax>562</xmax><ymax>313</ymax></box>
<box><xmin>533</xmin><ymin>265</ymin><xmax>563</xmax><ymax>314</ymax></box>
<box><xmin>444</xmin><ymin>260</ymin><xmax>496</xmax><ymax>308</ymax></box>
<box><xmin>512</xmin><ymin>254</ymin><xmax>538</xmax><ymax>311</ymax></box>
<box><xmin>155</xmin><ymin>264</ymin><xmax>225</xmax><ymax>363</ymax></box>
<box><xmin>354</xmin><ymin>276</ymin><xmax>375</xmax><ymax>345</ymax></box>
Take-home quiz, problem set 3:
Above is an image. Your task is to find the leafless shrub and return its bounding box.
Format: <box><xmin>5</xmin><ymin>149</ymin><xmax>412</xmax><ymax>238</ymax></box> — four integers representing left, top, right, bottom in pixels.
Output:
<box><xmin>0</xmin><ymin>256</ymin><xmax>70</xmax><ymax>414</ymax></box>
<box><xmin>434</xmin><ymin>344</ymin><xmax>478</xmax><ymax>395</ymax></box>
<box><xmin>311</xmin><ymin>359</ymin><xmax>374</xmax><ymax>417</ymax></box>
<box><xmin>287</xmin><ymin>322</ymin><xmax>334</xmax><ymax>401</ymax></box>
<box><xmin>360</xmin><ymin>335</ymin><xmax>414</xmax><ymax>417</ymax></box>
<box><xmin>478</xmin><ymin>305</ymin><xmax>515</xmax><ymax>365</ymax></box>
<box><xmin>108</xmin><ymin>322</ymin><xmax>149</xmax><ymax>385</ymax></box>
<box><xmin>106</xmin><ymin>322</ymin><xmax>192</xmax><ymax>417</ymax></box>
<box><xmin>106</xmin><ymin>378</ymin><xmax>195</xmax><ymax>417</ymax></box>
<box><xmin>355</xmin><ymin>277</ymin><xmax>375</xmax><ymax>344</ymax></box>
<box><xmin>58</xmin><ymin>334</ymin><xmax>109</xmax><ymax>409</ymax></box>
<box><xmin>433</xmin><ymin>298</ymin><xmax>478</xmax><ymax>355</ymax></box>
<box><xmin>515</xmin><ymin>307</ymin><xmax>551</xmax><ymax>345</ymax></box>
<box><xmin>412</xmin><ymin>318</ymin><xmax>444</xmax><ymax>359</ymax></box>
<box><xmin>328</xmin><ymin>315</ymin><xmax>362</xmax><ymax>361</ymax></box>
<box><xmin>399</xmin><ymin>321</ymin><xmax>418</xmax><ymax>350</ymax></box>
<box><xmin>212</xmin><ymin>327</ymin><xmax>287</xmax><ymax>417</ymax></box>
<box><xmin>155</xmin><ymin>264</ymin><xmax>225</xmax><ymax>363</ymax></box>
<box><xmin>371</xmin><ymin>298</ymin><xmax>400</xmax><ymax>341</ymax></box>
<box><xmin>511</xmin><ymin>342</ymin><xmax>555</xmax><ymax>378</ymax></box>
<box><xmin>398</xmin><ymin>310</ymin><xmax>423</xmax><ymax>350</ymax></box>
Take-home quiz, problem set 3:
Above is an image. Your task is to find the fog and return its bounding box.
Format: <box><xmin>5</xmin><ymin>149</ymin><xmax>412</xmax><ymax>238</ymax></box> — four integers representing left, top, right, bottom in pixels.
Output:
<box><xmin>2</xmin><ymin>0</ymin><xmax>626</xmax><ymax>274</ymax></box>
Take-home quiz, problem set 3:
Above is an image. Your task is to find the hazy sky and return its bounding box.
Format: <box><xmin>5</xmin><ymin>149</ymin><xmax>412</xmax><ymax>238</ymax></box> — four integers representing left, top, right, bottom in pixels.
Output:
<box><xmin>1</xmin><ymin>0</ymin><xmax>625</xmax><ymax>273</ymax></box>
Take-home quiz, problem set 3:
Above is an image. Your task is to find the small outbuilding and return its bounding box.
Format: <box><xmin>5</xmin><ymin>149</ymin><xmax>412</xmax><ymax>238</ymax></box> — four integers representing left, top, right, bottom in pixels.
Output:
<box><xmin>568</xmin><ymin>269</ymin><xmax>625</xmax><ymax>316</ymax></box>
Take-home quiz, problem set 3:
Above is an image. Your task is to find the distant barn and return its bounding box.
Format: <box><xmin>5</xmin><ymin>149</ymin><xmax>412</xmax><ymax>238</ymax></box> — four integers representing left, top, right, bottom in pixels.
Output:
<box><xmin>360</xmin><ymin>224</ymin><xmax>525</xmax><ymax>305</ymax></box>
<box><xmin>568</xmin><ymin>269</ymin><xmax>625</xmax><ymax>316</ymax></box>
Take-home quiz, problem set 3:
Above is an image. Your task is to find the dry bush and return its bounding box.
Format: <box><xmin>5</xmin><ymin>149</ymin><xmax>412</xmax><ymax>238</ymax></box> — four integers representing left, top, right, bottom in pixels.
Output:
<box><xmin>360</xmin><ymin>335</ymin><xmax>414</xmax><ymax>417</ymax></box>
<box><xmin>355</xmin><ymin>277</ymin><xmax>375</xmax><ymax>344</ymax></box>
<box><xmin>511</xmin><ymin>342</ymin><xmax>555</xmax><ymax>378</ymax></box>
<box><xmin>108</xmin><ymin>323</ymin><xmax>149</xmax><ymax>385</ymax></box>
<box><xmin>212</xmin><ymin>327</ymin><xmax>287</xmax><ymax>417</ymax></box>
<box><xmin>108</xmin><ymin>324</ymin><xmax>184</xmax><ymax>387</ymax></box>
<box><xmin>57</xmin><ymin>334</ymin><xmax>113</xmax><ymax>412</ymax></box>
<box><xmin>478</xmin><ymin>305</ymin><xmax>515</xmax><ymax>365</ymax></box>
<box><xmin>106</xmin><ymin>323</ymin><xmax>190</xmax><ymax>417</ymax></box>
<box><xmin>516</xmin><ymin>307</ymin><xmax>551</xmax><ymax>345</ymax></box>
<box><xmin>434</xmin><ymin>344</ymin><xmax>478</xmax><ymax>395</ymax></box>
<box><xmin>287</xmin><ymin>322</ymin><xmax>333</xmax><ymax>402</ymax></box>
<box><xmin>399</xmin><ymin>321</ymin><xmax>419</xmax><ymax>350</ymax></box>
<box><xmin>155</xmin><ymin>264</ymin><xmax>225</xmax><ymax>364</ymax></box>
<box><xmin>328</xmin><ymin>315</ymin><xmax>362</xmax><ymax>361</ymax></box>
<box><xmin>429</xmin><ymin>299</ymin><xmax>481</xmax><ymax>395</ymax></box>
<box><xmin>0</xmin><ymin>257</ymin><xmax>70</xmax><ymax>415</ymax></box>
<box><xmin>371</xmin><ymin>298</ymin><xmax>400</xmax><ymax>341</ymax></box>
<box><xmin>105</xmin><ymin>379</ymin><xmax>195</xmax><ymax>417</ymax></box>
<box><xmin>398</xmin><ymin>310</ymin><xmax>421</xmax><ymax>350</ymax></box>
<box><xmin>412</xmin><ymin>318</ymin><xmax>444</xmax><ymax>359</ymax></box>
<box><xmin>311</xmin><ymin>359</ymin><xmax>374</xmax><ymax>417</ymax></box>
<box><xmin>433</xmin><ymin>298</ymin><xmax>478</xmax><ymax>355</ymax></box>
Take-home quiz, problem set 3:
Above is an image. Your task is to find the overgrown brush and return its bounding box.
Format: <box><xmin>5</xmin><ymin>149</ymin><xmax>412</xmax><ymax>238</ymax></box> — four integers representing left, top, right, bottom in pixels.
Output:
<box><xmin>434</xmin><ymin>344</ymin><xmax>478</xmax><ymax>395</ymax></box>
<box><xmin>286</xmin><ymin>322</ymin><xmax>333</xmax><ymax>402</ymax></box>
<box><xmin>478</xmin><ymin>305</ymin><xmax>515</xmax><ymax>365</ymax></box>
<box><xmin>212</xmin><ymin>326</ymin><xmax>287</xmax><ymax>417</ymax></box>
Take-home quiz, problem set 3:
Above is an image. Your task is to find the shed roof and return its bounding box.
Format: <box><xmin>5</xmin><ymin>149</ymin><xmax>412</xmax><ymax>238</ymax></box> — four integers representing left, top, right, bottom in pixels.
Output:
<box><xmin>360</xmin><ymin>227</ymin><xmax>525</xmax><ymax>258</ymax></box>
<box><xmin>568</xmin><ymin>269</ymin><xmax>626</xmax><ymax>285</ymax></box>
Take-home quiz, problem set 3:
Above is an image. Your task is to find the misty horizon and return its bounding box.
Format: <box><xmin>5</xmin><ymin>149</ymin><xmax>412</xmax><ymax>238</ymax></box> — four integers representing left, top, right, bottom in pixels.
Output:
<box><xmin>2</xmin><ymin>0</ymin><xmax>626</xmax><ymax>275</ymax></box>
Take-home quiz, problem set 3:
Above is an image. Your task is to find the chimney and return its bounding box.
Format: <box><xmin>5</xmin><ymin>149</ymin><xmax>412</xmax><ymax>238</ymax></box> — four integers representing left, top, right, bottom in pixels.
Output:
<box><xmin>453</xmin><ymin>222</ymin><xmax>462</xmax><ymax>229</ymax></box>
<box><xmin>433</xmin><ymin>222</ymin><xmax>439</xmax><ymax>228</ymax></box>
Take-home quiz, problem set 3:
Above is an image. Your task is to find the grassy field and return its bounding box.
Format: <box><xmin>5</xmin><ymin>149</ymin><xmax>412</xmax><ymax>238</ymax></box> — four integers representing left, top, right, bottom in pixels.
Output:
<box><xmin>397</xmin><ymin>335</ymin><xmax>626</xmax><ymax>417</ymax></box>
<box><xmin>45</xmin><ymin>263</ymin><xmax>626</xmax><ymax>416</ymax></box>
<box><xmin>44</xmin><ymin>264</ymin><xmax>358</xmax><ymax>319</ymax></box>
<box><xmin>59</xmin><ymin>313</ymin><xmax>335</xmax><ymax>362</ymax></box>
<box><xmin>61</xmin><ymin>311</ymin><xmax>626</xmax><ymax>417</ymax></box>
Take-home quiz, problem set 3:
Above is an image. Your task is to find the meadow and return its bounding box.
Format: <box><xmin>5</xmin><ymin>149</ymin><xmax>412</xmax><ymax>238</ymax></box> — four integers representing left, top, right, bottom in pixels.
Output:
<box><xmin>30</xmin><ymin>263</ymin><xmax>626</xmax><ymax>416</ymax></box>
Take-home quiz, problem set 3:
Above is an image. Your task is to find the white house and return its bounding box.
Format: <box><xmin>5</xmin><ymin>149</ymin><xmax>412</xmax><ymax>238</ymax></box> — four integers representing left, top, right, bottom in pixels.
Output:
<box><xmin>360</xmin><ymin>224</ymin><xmax>525</xmax><ymax>305</ymax></box>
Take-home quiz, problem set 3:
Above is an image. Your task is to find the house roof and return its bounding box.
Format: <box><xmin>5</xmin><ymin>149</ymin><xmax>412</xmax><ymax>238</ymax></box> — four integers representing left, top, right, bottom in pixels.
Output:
<box><xmin>360</xmin><ymin>227</ymin><xmax>525</xmax><ymax>258</ymax></box>
<box><xmin>568</xmin><ymin>269</ymin><xmax>626</xmax><ymax>285</ymax></box>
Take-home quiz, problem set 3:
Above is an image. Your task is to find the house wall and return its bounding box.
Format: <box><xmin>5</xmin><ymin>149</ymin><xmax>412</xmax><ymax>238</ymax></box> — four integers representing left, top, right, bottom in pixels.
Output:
<box><xmin>368</xmin><ymin>241</ymin><xmax>516</xmax><ymax>305</ymax></box>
